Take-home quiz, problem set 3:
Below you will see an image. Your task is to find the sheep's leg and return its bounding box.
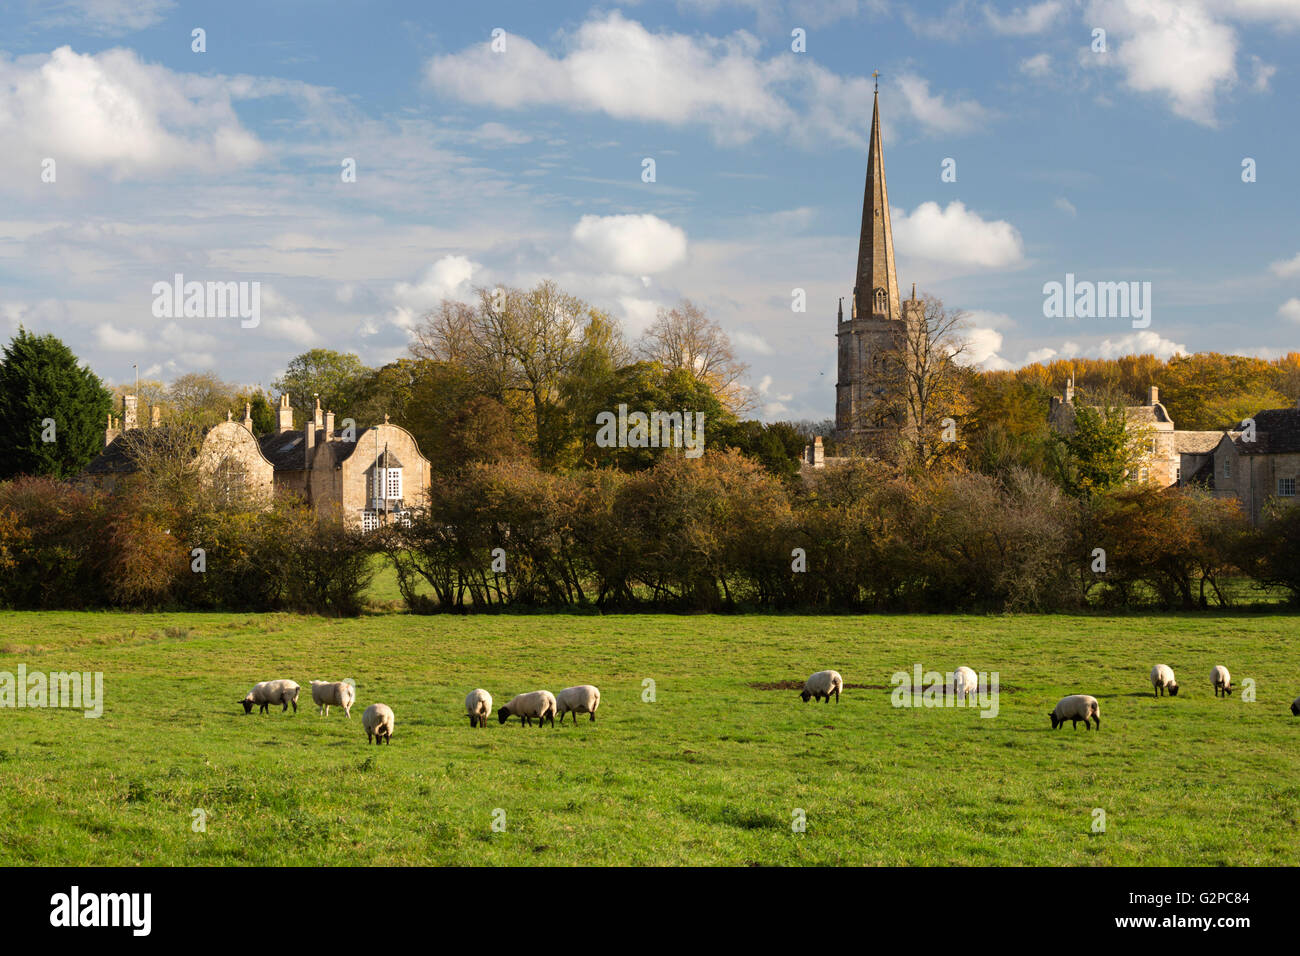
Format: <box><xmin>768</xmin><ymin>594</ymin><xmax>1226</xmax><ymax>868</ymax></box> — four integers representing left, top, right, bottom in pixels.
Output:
<box><xmin>1071</xmin><ymin>718</ymin><xmax>1078</xmax><ymax>729</ymax></box>
<box><xmin>590</xmin><ymin>711</ymin><xmax>596</xmax><ymax>721</ymax></box>
<box><xmin>834</xmin><ymin>688</ymin><xmax>840</xmax><ymax>703</ymax></box>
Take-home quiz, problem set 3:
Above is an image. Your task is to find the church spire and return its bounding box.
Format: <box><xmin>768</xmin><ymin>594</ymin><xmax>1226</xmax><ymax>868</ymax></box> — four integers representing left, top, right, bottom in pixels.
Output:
<box><xmin>854</xmin><ymin>87</ymin><xmax>901</xmax><ymax>322</ymax></box>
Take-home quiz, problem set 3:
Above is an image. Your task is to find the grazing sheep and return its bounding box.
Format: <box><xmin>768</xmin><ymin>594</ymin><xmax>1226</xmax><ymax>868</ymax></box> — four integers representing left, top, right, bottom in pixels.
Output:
<box><xmin>497</xmin><ymin>691</ymin><xmax>556</xmax><ymax>728</ymax></box>
<box><xmin>1048</xmin><ymin>694</ymin><xmax>1101</xmax><ymax>731</ymax></box>
<box><xmin>363</xmin><ymin>703</ymin><xmax>395</xmax><ymax>744</ymax></box>
<box><xmin>1211</xmin><ymin>665</ymin><xmax>1232</xmax><ymax>698</ymax></box>
<box><xmin>465</xmin><ymin>689</ymin><xmax>492</xmax><ymax>728</ymax></box>
<box><xmin>951</xmin><ymin>666</ymin><xmax>979</xmax><ymax>700</ymax></box>
<box><xmin>800</xmin><ymin>669</ymin><xmax>843</xmax><ymax>704</ymax></box>
<box><xmin>1150</xmin><ymin>664</ymin><xmax>1179</xmax><ymax>698</ymax></box>
<box><xmin>310</xmin><ymin>680</ymin><xmax>355</xmax><ymax>718</ymax></box>
<box><xmin>556</xmin><ymin>685</ymin><xmax>601</xmax><ymax>724</ymax></box>
<box><xmin>1291</xmin><ymin>696</ymin><xmax>1299</xmax><ymax>717</ymax></box>
<box><xmin>241</xmin><ymin>679</ymin><xmax>300</xmax><ymax>715</ymax></box>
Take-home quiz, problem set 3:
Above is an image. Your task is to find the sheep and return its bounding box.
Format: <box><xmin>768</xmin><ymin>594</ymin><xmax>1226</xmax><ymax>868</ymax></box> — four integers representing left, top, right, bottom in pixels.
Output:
<box><xmin>310</xmin><ymin>680</ymin><xmax>355</xmax><ymax>718</ymax></box>
<box><xmin>1048</xmin><ymin>694</ymin><xmax>1101</xmax><ymax>731</ymax></box>
<box><xmin>800</xmin><ymin>669</ymin><xmax>843</xmax><ymax>704</ymax></box>
<box><xmin>363</xmin><ymin>703</ymin><xmax>395</xmax><ymax>744</ymax></box>
<box><xmin>1211</xmin><ymin>665</ymin><xmax>1232</xmax><ymax>698</ymax></box>
<box><xmin>241</xmin><ymin>679</ymin><xmax>300</xmax><ymax>715</ymax></box>
<box><xmin>497</xmin><ymin>690</ymin><xmax>556</xmax><ymax>728</ymax></box>
<box><xmin>1150</xmin><ymin>664</ymin><xmax>1179</xmax><ymax>698</ymax></box>
<box><xmin>465</xmin><ymin>689</ymin><xmax>492</xmax><ymax>728</ymax></box>
<box><xmin>1292</xmin><ymin>696</ymin><xmax>1299</xmax><ymax>717</ymax></box>
<box><xmin>951</xmin><ymin>666</ymin><xmax>978</xmax><ymax>700</ymax></box>
<box><xmin>556</xmin><ymin>685</ymin><xmax>600</xmax><ymax>724</ymax></box>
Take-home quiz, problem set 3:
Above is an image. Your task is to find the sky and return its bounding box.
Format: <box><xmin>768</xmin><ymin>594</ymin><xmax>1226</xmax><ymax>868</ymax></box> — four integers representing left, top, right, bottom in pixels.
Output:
<box><xmin>0</xmin><ymin>0</ymin><xmax>1297</xmax><ymax>422</ymax></box>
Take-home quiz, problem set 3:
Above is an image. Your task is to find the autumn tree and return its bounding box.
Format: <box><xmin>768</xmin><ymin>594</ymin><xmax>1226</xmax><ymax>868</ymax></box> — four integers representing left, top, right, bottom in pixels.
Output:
<box><xmin>636</xmin><ymin>300</ymin><xmax>753</xmax><ymax>415</ymax></box>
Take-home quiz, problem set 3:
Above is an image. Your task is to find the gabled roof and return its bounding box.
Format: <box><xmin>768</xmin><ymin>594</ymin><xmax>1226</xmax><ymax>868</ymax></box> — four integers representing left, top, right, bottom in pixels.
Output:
<box><xmin>1174</xmin><ymin>430</ymin><xmax>1231</xmax><ymax>455</ymax></box>
<box><xmin>84</xmin><ymin>427</ymin><xmax>200</xmax><ymax>475</ymax></box>
<box><xmin>258</xmin><ymin>428</ymin><xmax>418</xmax><ymax>472</ymax></box>
<box><xmin>1235</xmin><ymin>407</ymin><xmax>1300</xmax><ymax>455</ymax></box>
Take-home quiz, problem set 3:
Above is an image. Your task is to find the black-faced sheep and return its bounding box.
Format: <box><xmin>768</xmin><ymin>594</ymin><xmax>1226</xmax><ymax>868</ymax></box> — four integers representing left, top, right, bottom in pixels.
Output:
<box><xmin>1150</xmin><ymin>664</ymin><xmax>1179</xmax><ymax>697</ymax></box>
<box><xmin>1049</xmin><ymin>694</ymin><xmax>1100</xmax><ymax>731</ymax></box>
<box><xmin>241</xmin><ymin>679</ymin><xmax>300</xmax><ymax>715</ymax></box>
<box><xmin>1211</xmin><ymin>665</ymin><xmax>1232</xmax><ymax>698</ymax></box>
<box><xmin>556</xmin><ymin>685</ymin><xmax>600</xmax><ymax>724</ymax></box>
<box><xmin>311</xmin><ymin>680</ymin><xmax>355</xmax><ymax>718</ymax></box>
<box><xmin>497</xmin><ymin>691</ymin><xmax>556</xmax><ymax>727</ymax></box>
<box><xmin>363</xmin><ymin>703</ymin><xmax>395</xmax><ymax>744</ymax></box>
<box><xmin>465</xmin><ymin>689</ymin><xmax>492</xmax><ymax>728</ymax></box>
<box><xmin>800</xmin><ymin>670</ymin><xmax>842</xmax><ymax>703</ymax></box>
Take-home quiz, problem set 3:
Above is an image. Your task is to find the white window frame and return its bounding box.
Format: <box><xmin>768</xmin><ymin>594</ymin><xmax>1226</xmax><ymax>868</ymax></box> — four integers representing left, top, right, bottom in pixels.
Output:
<box><xmin>361</xmin><ymin>509</ymin><xmax>379</xmax><ymax>532</ymax></box>
<box><xmin>386</xmin><ymin>467</ymin><xmax>402</xmax><ymax>500</ymax></box>
<box><xmin>1279</xmin><ymin>477</ymin><xmax>1296</xmax><ymax>498</ymax></box>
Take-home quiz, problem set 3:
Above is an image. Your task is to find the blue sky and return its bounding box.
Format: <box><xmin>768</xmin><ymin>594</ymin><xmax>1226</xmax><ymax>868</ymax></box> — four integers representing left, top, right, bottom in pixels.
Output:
<box><xmin>1</xmin><ymin>0</ymin><xmax>1297</xmax><ymax>421</ymax></box>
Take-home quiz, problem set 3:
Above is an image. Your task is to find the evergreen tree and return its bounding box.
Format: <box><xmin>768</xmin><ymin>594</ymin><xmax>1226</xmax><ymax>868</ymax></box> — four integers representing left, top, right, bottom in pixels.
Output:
<box><xmin>0</xmin><ymin>328</ymin><xmax>113</xmax><ymax>479</ymax></box>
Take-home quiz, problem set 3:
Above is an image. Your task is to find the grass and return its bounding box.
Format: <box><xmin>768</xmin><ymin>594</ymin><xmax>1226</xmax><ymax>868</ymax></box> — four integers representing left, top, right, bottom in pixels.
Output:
<box><xmin>0</xmin><ymin>610</ymin><xmax>1296</xmax><ymax>865</ymax></box>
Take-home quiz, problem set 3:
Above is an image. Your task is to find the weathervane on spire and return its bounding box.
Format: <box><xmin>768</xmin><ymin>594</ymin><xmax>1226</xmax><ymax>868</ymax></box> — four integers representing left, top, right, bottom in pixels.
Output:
<box><xmin>872</xmin><ymin>70</ymin><xmax>880</xmax><ymax>92</ymax></box>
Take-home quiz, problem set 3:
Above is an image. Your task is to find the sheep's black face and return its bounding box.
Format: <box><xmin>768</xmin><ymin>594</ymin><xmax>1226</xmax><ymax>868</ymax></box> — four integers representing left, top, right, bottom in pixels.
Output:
<box><xmin>497</xmin><ymin>707</ymin><xmax>510</xmax><ymax>724</ymax></box>
<box><xmin>1291</xmin><ymin>702</ymin><xmax>1299</xmax><ymax>716</ymax></box>
<box><xmin>1167</xmin><ymin>684</ymin><xmax>1179</xmax><ymax>696</ymax></box>
<box><xmin>241</xmin><ymin>699</ymin><xmax>253</xmax><ymax>714</ymax></box>
<box><xmin>800</xmin><ymin>690</ymin><xmax>811</xmax><ymax>702</ymax></box>
<box><xmin>1048</xmin><ymin>712</ymin><xmax>1059</xmax><ymax>728</ymax></box>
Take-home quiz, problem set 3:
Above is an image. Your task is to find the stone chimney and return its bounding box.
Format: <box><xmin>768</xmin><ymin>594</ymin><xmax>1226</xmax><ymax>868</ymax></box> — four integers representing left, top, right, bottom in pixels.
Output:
<box><xmin>304</xmin><ymin>417</ymin><xmax>315</xmax><ymax>467</ymax></box>
<box><xmin>324</xmin><ymin>410</ymin><xmax>335</xmax><ymax>440</ymax></box>
<box><xmin>1149</xmin><ymin>385</ymin><xmax>1159</xmax><ymax>406</ymax></box>
<box><xmin>150</xmin><ymin>405</ymin><xmax>161</xmax><ymax>428</ymax></box>
<box><xmin>105</xmin><ymin>413</ymin><xmax>119</xmax><ymax>448</ymax></box>
<box><xmin>123</xmin><ymin>394</ymin><xmax>138</xmax><ymax>431</ymax></box>
<box><xmin>812</xmin><ymin>435</ymin><xmax>824</xmax><ymax>468</ymax></box>
<box><xmin>313</xmin><ymin>396</ymin><xmax>323</xmax><ymax>429</ymax></box>
<box><xmin>242</xmin><ymin>402</ymin><xmax>253</xmax><ymax>432</ymax></box>
<box><xmin>277</xmin><ymin>393</ymin><xmax>294</xmax><ymax>433</ymax></box>
<box><xmin>1064</xmin><ymin>376</ymin><xmax>1075</xmax><ymax>405</ymax></box>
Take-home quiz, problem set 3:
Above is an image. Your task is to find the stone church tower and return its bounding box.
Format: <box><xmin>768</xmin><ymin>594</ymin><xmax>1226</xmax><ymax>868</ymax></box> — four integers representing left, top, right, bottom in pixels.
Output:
<box><xmin>835</xmin><ymin>88</ymin><xmax>925</xmax><ymax>448</ymax></box>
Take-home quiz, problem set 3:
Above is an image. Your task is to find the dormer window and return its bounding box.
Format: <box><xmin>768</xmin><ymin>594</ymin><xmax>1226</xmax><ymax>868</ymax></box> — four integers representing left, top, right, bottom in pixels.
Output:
<box><xmin>368</xmin><ymin>450</ymin><xmax>404</xmax><ymax>509</ymax></box>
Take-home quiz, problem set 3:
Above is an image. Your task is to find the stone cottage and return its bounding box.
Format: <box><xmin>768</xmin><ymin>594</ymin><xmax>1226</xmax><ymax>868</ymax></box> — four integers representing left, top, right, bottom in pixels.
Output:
<box><xmin>1049</xmin><ymin>380</ymin><xmax>1179</xmax><ymax>485</ymax></box>
<box><xmin>257</xmin><ymin>394</ymin><xmax>431</xmax><ymax>530</ymax></box>
<box><xmin>1200</xmin><ymin>401</ymin><xmax>1300</xmax><ymax>524</ymax></box>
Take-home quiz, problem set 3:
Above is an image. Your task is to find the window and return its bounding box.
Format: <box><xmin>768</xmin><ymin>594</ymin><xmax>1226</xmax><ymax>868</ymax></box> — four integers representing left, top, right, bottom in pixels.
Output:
<box><xmin>1279</xmin><ymin>477</ymin><xmax>1296</xmax><ymax>498</ymax></box>
<box><xmin>361</xmin><ymin>510</ymin><xmax>379</xmax><ymax>532</ymax></box>
<box><xmin>386</xmin><ymin>467</ymin><xmax>402</xmax><ymax>500</ymax></box>
<box><xmin>1223</xmin><ymin>458</ymin><xmax>1232</xmax><ymax>479</ymax></box>
<box><xmin>1137</xmin><ymin>466</ymin><xmax>1149</xmax><ymax>484</ymax></box>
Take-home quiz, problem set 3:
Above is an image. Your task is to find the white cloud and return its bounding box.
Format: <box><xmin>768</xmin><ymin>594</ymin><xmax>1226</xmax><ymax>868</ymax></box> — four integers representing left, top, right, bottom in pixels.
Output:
<box><xmin>1084</xmin><ymin>0</ymin><xmax>1238</xmax><ymax>125</ymax></box>
<box><xmin>1019</xmin><ymin>53</ymin><xmax>1053</xmax><ymax>78</ymax></box>
<box><xmin>958</xmin><ymin>326</ymin><xmax>1014</xmax><ymax>370</ymax></box>
<box><xmin>389</xmin><ymin>255</ymin><xmax>479</xmax><ymax>329</ymax></box>
<box><xmin>984</xmin><ymin>1</ymin><xmax>1065</xmax><ymax>34</ymax></box>
<box><xmin>1094</xmin><ymin>330</ymin><xmax>1187</xmax><ymax>359</ymax></box>
<box><xmin>1269</xmin><ymin>252</ymin><xmax>1300</xmax><ymax>278</ymax></box>
<box><xmin>96</xmin><ymin>322</ymin><xmax>148</xmax><ymax>351</ymax></box>
<box><xmin>0</xmin><ymin>46</ymin><xmax>264</xmax><ymax>184</ymax></box>
<box><xmin>1024</xmin><ymin>347</ymin><xmax>1058</xmax><ymax>363</ymax></box>
<box><xmin>733</xmin><ymin>330</ymin><xmax>774</xmax><ymax>354</ymax></box>
<box><xmin>1278</xmin><ymin>298</ymin><xmax>1300</xmax><ymax>323</ymax></box>
<box><xmin>617</xmin><ymin>296</ymin><xmax>663</xmax><ymax>336</ymax></box>
<box><xmin>892</xmin><ymin>201</ymin><xmax>1024</xmax><ymax>268</ymax></box>
<box><xmin>572</xmin><ymin>214</ymin><xmax>687</xmax><ymax>274</ymax></box>
<box><xmin>425</xmin><ymin>11</ymin><xmax>988</xmax><ymax>145</ymax></box>
<box><xmin>1054</xmin><ymin>197</ymin><xmax>1077</xmax><ymax>216</ymax></box>
<box><xmin>471</xmin><ymin>122</ymin><xmax>533</xmax><ymax>146</ymax></box>
<box><xmin>37</xmin><ymin>0</ymin><xmax>175</xmax><ymax>36</ymax></box>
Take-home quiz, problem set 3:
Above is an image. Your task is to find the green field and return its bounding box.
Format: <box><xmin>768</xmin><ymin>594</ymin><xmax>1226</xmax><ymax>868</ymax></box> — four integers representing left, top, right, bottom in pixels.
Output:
<box><xmin>0</xmin><ymin>610</ymin><xmax>1296</xmax><ymax>865</ymax></box>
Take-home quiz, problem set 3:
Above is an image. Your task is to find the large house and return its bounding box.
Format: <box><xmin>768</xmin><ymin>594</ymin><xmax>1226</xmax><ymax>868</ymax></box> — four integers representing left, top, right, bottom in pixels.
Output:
<box><xmin>83</xmin><ymin>392</ymin><xmax>431</xmax><ymax>529</ymax></box>
<box><xmin>1049</xmin><ymin>379</ymin><xmax>1298</xmax><ymax>524</ymax></box>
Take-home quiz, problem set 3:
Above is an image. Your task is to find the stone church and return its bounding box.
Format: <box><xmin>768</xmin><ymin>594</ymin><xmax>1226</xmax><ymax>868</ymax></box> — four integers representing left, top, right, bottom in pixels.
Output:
<box><xmin>834</xmin><ymin>88</ymin><xmax>926</xmax><ymax>448</ymax></box>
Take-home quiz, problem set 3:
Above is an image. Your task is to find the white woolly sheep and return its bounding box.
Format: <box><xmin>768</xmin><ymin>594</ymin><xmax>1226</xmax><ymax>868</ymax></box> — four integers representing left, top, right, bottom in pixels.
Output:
<box><xmin>556</xmin><ymin>685</ymin><xmax>600</xmax><ymax>724</ymax></box>
<box><xmin>311</xmin><ymin>680</ymin><xmax>355</xmax><ymax>718</ymax></box>
<box><xmin>465</xmin><ymin>689</ymin><xmax>492</xmax><ymax>728</ymax></box>
<box><xmin>951</xmin><ymin>666</ymin><xmax>978</xmax><ymax>700</ymax></box>
<box><xmin>1150</xmin><ymin>664</ymin><xmax>1179</xmax><ymax>698</ymax></box>
<box><xmin>1291</xmin><ymin>696</ymin><xmax>1299</xmax><ymax>717</ymax></box>
<box><xmin>1211</xmin><ymin>665</ymin><xmax>1232</xmax><ymax>698</ymax></box>
<box><xmin>497</xmin><ymin>690</ymin><xmax>556</xmax><ymax>728</ymax></box>
<box><xmin>1049</xmin><ymin>694</ymin><xmax>1100</xmax><ymax>731</ymax></box>
<box><xmin>363</xmin><ymin>703</ymin><xmax>395</xmax><ymax>744</ymax></box>
<box><xmin>241</xmin><ymin>679</ymin><xmax>300</xmax><ymax>715</ymax></box>
<box><xmin>800</xmin><ymin>669</ymin><xmax>843</xmax><ymax>704</ymax></box>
